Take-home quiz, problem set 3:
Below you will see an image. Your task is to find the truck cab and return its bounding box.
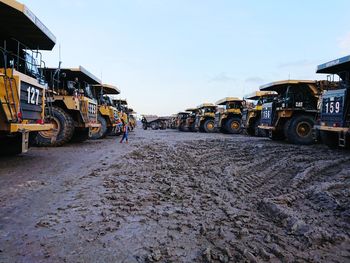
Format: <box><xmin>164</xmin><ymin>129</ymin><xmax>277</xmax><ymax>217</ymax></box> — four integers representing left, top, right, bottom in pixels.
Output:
<box><xmin>315</xmin><ymin>55</ymin><xmax>350</xmax><ymax>148</ymax></box>
<box><xmin>214</xmin><ymin>97</ymin><xmax>243</xmax><ymax>134</ymax></box>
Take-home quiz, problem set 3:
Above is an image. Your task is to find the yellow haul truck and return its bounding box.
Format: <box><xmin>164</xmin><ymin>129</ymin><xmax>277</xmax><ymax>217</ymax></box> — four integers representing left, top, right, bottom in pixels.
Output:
<box><xmin>259</xmin><ymin>80</ymin><xmax>328</xmax><ymax>145</ymax></box>
<box><xmin>195</xmin><ymin>103</ymin><xmax>217</xmax><ymax>133</ymax></box>
<box><xmin>315</xmin><ymin>55</ymin><xmax>350</xmax><ymax>148</ymax></box>
<box><xmin>34</xmin><ymin>66</ymin><xmax>100</xmax><ymax>146</ymax></box>
<box><xmin>90</xmin><ymin>84</ymin><xmax>121</xmax><ymax>139</ymax></box>
<box><xmin>214</xmin><ymin>97</ymin><xmax>244</xmax><ymax>134</ymax></box>
<box><xmin>0</xmin><ymin>0</ymin><xmax>55</xmax><ymax>154</ymax></box>
<box><xmin>242</xmin><ymin>91</ymin><xmax>277</xmax><ymax>136</ymax></box>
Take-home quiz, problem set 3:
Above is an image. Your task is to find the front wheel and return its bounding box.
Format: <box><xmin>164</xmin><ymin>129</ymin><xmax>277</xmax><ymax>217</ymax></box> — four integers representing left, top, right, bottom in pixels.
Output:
<box><xmin>90</xmin><ymin>114</ymin><xmax>108</xmax><ymax>140</ymax></box>
<box><xmin>224</xmin><ymin>118</ymin><xmax>242</xmax><ymax>134</ymax></box>
<box><xmin>203</xmin><ymin>119</ymin><xmax>215</xmax><ymax>133</ymax></box>
<box><xmin>285</xmin><ymin>115</ymin><xmax>315</xmax><ymax>145</ymax></box>
<box><xmin>34</xmin><ymin>106</ymin><xmax>75</xmax><ymax>147</ymax></box>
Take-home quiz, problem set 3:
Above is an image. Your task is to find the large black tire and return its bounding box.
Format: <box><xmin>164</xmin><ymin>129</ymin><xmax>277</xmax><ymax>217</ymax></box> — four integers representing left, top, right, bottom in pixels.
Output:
<box><xmin>224</xmin><ymin>118</ymin><xmax>241</xmax><ymax>134</ymax></box>
<box><xmin>34</xmin><ymin>106</ymin><xmax>75</xmax><ymax>147</ymax></box>
<box><xmin>320</xmin><ymin>130</ymin><xmax>338</xmax><ymax>149</ymax></box>
<box><xmin>0</xmin><ymin>133</ymin><xmax>23</xmax><ymax>155</ymax></box>
<box><xmin>71</xmin><ymin>128</ymin><xmax>89</xmax><ymax>143</ymax></box>
<box><xmin>90</xmin><ymin>114</ymin><xmax>108</xmax><ymax>140</ymax></box>
<box><xmin>203</xmin><ymin>119</ymin><xmax>215</xmax><ymax>133</ymax></box>
<box><xmin>143</xmin><ymin>123</ymin><xmax>148</xmax><ymax>130</ymax></box>
<box><xmin>285</xmin><ymin>115</ymin><xmax>315</xmax><ymax>145</ymax></box>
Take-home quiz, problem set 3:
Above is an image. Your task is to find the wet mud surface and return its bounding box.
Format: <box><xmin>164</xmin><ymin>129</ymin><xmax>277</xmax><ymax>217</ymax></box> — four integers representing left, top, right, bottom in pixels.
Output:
<box><xmin>0</xmin><ymin>128</ymin><xmax>349</xmax><ymax>262</ymax></box>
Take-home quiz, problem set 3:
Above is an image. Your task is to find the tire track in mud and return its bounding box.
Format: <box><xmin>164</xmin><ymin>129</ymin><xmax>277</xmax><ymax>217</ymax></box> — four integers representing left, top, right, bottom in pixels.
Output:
<box><xmin>92</xmin><ymin>137</ymin><xmax>350</xmax><ymax>263</ymax></box>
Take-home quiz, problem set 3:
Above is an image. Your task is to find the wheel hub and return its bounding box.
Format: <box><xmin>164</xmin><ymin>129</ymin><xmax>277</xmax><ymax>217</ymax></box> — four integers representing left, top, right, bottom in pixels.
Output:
<box><xmin>38</xmin><ymin>117</ymin><xmax>60</xmax><ymax>139</ymax></box>
<box><xmin>296</xmin><ymin>122</ymin><xmax>311</xmax><ymax>137</ymax></box>
<box><xmin>231</xmin><ymin>121</ymin><xmax>239</xmax><ymax>130</ymax></box>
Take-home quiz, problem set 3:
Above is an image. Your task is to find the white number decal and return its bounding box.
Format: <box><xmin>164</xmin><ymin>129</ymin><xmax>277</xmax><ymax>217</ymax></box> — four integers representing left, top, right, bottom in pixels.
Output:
<box><xmin>27</xmin><ymin>86</ymin><xmax>40</xmax><ymax>105</ymax></box>
<box><xmin>324</xmin><ymin>101</ymin><xmax>341</xmax><ymax>114</ymax></box>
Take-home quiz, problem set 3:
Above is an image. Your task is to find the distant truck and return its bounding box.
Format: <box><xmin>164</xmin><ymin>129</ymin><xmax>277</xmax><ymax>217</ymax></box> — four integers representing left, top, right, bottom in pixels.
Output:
<box><xmin>141</xmin><ymin>115</ymin><xmax>167</xmax><ymax>130</ymax></box>
<box><xmin>242</xmin><ymin>91</ymin><xmax>277</xmax><ymax>136</ymax></box>
<box><xmin>214</xmin><ymin>97</ymin><xmax>244</xmax><ymax>134</ymax></box>
<box><xmin>259</xmin><ymin>80</ymin><xmax>328</xmax><ymax>145</ymax></box>
<box><xmin>315</xmin><ymin>55</ymin><xmax>350</xmax><ymax>148</ymax></box>
<box><xmin>195</xmin><ymin>103</ymin><xmax>217</xmax><ymax>133</ymax></box>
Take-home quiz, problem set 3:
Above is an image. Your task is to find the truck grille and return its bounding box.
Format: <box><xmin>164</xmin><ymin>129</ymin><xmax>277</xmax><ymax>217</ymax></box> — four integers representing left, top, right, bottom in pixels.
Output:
<box><xmin>260</xmin><ymin>102</ymin><xmax>274</xmax><ymax>126</ymax></box>
<box><xmin>320</xmin><ymin>89</ymin><xmax>347</xmax><ymax>127</ymax></box>
<box><xmin>20</xmin><ymin>81</ymin><xmax>43</xmax><ymax>121</ymax></box>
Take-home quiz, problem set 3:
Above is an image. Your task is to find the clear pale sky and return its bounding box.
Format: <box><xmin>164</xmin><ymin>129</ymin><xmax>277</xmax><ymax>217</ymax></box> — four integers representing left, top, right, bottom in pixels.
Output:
<box><xmin>22</xmin><ymin>0</ymin><xmax>350</xmax><ymax>116</ymax></box>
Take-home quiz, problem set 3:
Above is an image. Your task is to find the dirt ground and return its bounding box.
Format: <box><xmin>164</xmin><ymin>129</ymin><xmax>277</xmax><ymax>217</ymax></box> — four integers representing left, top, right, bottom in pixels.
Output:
<box><xmin>0</xmin><ymin>128</ymin><xmax>349</xmax><ymax>263</ymax></box>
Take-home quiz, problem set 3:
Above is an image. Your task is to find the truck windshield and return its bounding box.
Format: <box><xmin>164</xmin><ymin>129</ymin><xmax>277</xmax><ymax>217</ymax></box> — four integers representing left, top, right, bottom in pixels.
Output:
<box><xmin>84</xmin><ymin>84</ymin><xmax>95</xmax><ymax>100</ymax></box>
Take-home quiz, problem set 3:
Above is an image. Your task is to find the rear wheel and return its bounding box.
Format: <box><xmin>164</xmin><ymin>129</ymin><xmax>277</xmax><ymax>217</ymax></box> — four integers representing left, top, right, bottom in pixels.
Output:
<box><xmin>203</xmin><ymin>119</ymin><xmax>215</xmax><ymax>133</ymax></box>
<box><xmin>224</xmin><ymin>118</ymin><xmax>241</xmax><ymax>134</ymax></box>
<box><xmin>285</xmin><ymin>115</ymin><xmax>315</xmax><ymax>145</ymax></box>
<box><xmin>35</xmin><ymin>106</ymin><xmax>74</xmax><ymax>147</ymax></box>
<box><xmin>90</xmin><ymin>114</ymin><xmax>108</xmax><ymax>140</ymax></box>
<box><xmin>320</xmin><ymin>130</ymin><xmax>338</xmax><ymax>149</ymax></box>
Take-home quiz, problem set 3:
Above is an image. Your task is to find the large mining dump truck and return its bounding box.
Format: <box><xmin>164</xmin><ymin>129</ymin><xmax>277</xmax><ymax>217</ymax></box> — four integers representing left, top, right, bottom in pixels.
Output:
<box><xmin>142</xmin><ymin>115</ymin><xmax>167</xmax><ymax>130</ymax></box>
<box><xmin>89</xmin><ymin>84</ymin><xmax>121</xmax><ymax>139</ymax></box>
<box><xmin>177</xmin><ymin>111</ymin><xmax>190</xmax><ymax>131</ymax></box>
<box><xmin>259</xmin><ymin>80</ymin><xmax>329</xmax><ymax>145</ymax></box>
<box><xmin>195</xmin><ymin>103</ymin><xmax>217</xmax><ymax>133</ymax></box>
<box><xmin>315</xmin><ymin>55</ymin><xmax>350</xmax><ymax>148</ymax></box>
<box><xmin>242</xmin><ymin>91</ymin><xmax>277</xmax><ymax>136</ymax></box>
<box><xmin>0</xmin><ymin>0</ymin><xmax>55</xmax><ymax>154</ymax></box>
<box><xmin>214</xmin><ymin>97</ymin><xmax>244</xmax><ymax>134</ymax></box>
<box><xmin>34</xmin><ymin>66</ymin><xmax>101</xmax><ymax>146</ymax></box>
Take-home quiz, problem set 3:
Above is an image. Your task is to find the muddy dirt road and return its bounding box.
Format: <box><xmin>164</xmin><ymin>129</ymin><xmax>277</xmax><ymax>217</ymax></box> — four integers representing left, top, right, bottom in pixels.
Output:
<box><xmin>0</xmin><ymin>128</ymin><xmax>349</xmax><ymax>263</ymax></box>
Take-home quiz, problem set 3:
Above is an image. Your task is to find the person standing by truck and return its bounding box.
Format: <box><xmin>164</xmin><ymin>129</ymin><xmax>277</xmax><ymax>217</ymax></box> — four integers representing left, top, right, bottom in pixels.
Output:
<box><xmin>119</xmin><ymin>119</ymin><xmax>129</xmax><ymax>143</ymax></box>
